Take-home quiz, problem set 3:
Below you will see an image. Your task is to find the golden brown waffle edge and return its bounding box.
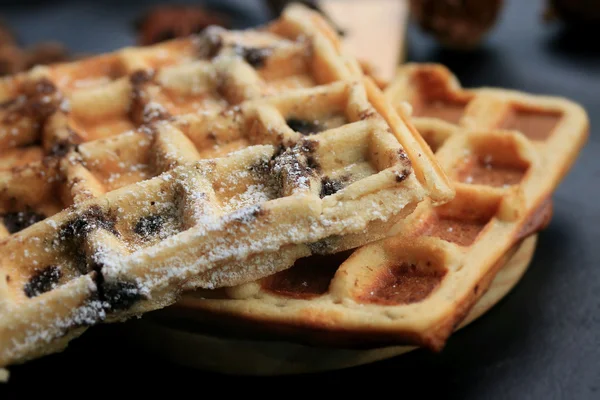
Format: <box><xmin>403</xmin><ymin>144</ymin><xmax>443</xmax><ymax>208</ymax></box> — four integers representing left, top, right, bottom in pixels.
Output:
<box><xmin>0</xmin><ymin>6</ymin><xmax>453</xmax><ymax>367</ymax></box>
<box><xmin>160</xmin><ymin>62</ymin><xmax>589</xmax><ymax>351</ymax></box>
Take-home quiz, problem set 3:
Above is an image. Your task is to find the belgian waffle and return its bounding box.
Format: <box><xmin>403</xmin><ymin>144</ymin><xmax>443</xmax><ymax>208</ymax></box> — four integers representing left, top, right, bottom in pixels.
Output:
<box><xmin>0</xmin><ymin>7</ymin><xmax>454</xmax><ymax>368</ymax></box>
<box><xmin>162</xmin><ymin>63</ymin><xmax>589</xmax><ymax>351</ymax></box>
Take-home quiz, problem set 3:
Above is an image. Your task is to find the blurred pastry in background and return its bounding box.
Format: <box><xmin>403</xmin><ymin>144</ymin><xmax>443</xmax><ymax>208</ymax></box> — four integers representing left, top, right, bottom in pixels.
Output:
<box><xmin>409</xmin><ymin>0</ymin><xmax>504</xmax><ymax>50</ymax></box>
<box><xmin>134</xmin><ymin>4</ymin><xmax>231</xmax><ymax>45</ymax></box>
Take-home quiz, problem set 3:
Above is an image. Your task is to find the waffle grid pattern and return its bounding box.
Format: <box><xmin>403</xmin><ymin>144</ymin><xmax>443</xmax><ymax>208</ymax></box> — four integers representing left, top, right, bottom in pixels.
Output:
<box><xmin>173</xmin><ymin>63</ymin><xmax>588</xmax><ymax>351</ymax></box>
<box><xmin>0</xmin><ymin>8</ymin><xmax>455</xmax><ymax>368</ymax></box>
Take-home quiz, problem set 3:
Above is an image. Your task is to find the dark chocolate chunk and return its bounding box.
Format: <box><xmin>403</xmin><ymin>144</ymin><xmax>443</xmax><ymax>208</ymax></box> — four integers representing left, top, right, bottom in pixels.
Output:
<box><xmin>306</xmin><ymin>235</ymin><xmax>341</xmax><ymax>255</ymax></box>
<box><xmin>301</xmin><ymin>139</ymin><xmax>320</xmax><ymax>171</ymax></box>
<box><xmin>130</xmin><ymin>69</ymin><xmax>155</xmax><ymax>86</ymax></box>
<box><xmin>50</xmin><ymin>139</ymin><xmax>75</xmax><ymax>157</ymax></box>
<box><xmin>398</xmin><ymin>148</ymin><xmax>412</xmax><ymax>166</ymax></box>
<box><xmin>24</xmin><ymin>265</ymin><xmax>62</xmax><ymax>298</ymax></box>
<box><xmin>60</xmin><ymin>205</ymin><xmax>117</xmax><ymax>240</ymax></box>
<box><xmin>286</xmin><ymin>118</ymin><xmax>323</xmax><ymax>135</ymax></box>
<box><xmin>395</xmin><ymin>168</ymin><xmax>411</xmax><ymax>182</ymax></box>
<box><xmin>73</xmin><ymin>246</ymin><xmax>89</xmax><ymax>275</ymax></box>
<box><xmin>2</xmin><ymin>209</ymin><xmax>46</xmax><ymax>234</ymax></box>
<box><xmin>299</xmin><ymin>138</ymin><xmax>319</xmax><ymax>153</ymax></box>
<box><xmin>102</xmin><ymin>281</ymin><xmax>143</xmax><ymax>311</ymax></box>
<box><xmin>134</xmin><ymin>214</ymin><xmax>164</xmax><ymax>238</ymax></box>
<box><xmin>90</xmin><ymin>261</ymin><xmax>142</xmax><ymax>312</ymax></box>
<box><xmin>320</xmin><ymin>176</ymin><xmax>346</xmax><ymax>198</ymax></box>
<box><xmin>248</xmin><ymin>158</ymin><xmax>271</xmax><ymax>176</ymax></box>
<box><xmin>234</xmin><ymin>46</ymin><xmax>272</xmax><ymax>68</ymax></box>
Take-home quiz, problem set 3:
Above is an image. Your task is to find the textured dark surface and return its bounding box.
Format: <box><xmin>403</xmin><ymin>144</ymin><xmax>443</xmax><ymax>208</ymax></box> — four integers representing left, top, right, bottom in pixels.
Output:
<box><xmin>1</xmin><ymin>0</ymin><xmax>599</xmax><ymax>398</ymax></box>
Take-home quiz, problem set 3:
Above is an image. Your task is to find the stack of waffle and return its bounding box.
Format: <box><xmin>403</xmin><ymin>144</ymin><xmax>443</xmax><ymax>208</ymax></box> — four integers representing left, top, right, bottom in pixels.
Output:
<box><xmin>0</xmin><ymin>4</ymin><xmax>588</xmax><ymax>371</ymax></box>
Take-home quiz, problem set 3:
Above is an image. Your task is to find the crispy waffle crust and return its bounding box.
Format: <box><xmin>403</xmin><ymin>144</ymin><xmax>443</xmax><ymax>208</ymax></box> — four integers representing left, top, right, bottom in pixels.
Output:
<box><xmin>0</xmin><ymin>8</ymin><xmax>454</xmax><ymax>367</ymax></box>
<box><xmin>163</xmin><ymin>63</ymin><xmax>589</xmax><ymax>351</ymax></box>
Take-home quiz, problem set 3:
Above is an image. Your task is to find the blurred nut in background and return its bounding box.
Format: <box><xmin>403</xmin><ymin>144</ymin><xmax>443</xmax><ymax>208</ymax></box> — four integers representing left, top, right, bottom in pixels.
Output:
<box><xmin>544</xmin><ymin>0</ymin><xmax>600</xmax><ymax>26</ymax></box>
<box><xmin>409</xmin><ymin>0</ymin><xmax>504</xmax><ymax>50</ymax></box>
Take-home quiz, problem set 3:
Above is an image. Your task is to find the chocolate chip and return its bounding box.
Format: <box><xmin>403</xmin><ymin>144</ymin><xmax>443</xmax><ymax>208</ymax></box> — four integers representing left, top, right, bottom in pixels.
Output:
<box><xmin>130</xmin><ymin>69</ymin><xmax>154</xmax><ymax>86</ymax></box>
<box><xmin>394</xmin><ymin>168</ymin><xmax>411</xmax><ymax>182</ymax></box>
<box><xmin>299</xmin><ymin>138</ymin><xmax>319</xmax><ymax>153</ymax></box>
<box><xmin>248</xmin><ymin>159</ymin><xmax>270</xmax><ymax>176</ymax></box>
<box><xmin>24</xmin><ymin>265</ymin><xmax>62</xmax><ymax>298</ymax></box>
<box><xmin>73</xmin><ymin>246</ymin><xmax>89</xmax><ymax>275</ymax></box>
<box><xmin>59</xmin><ymin>205</ymin><xmax>117</xmax><ymax>240</ymax></box>
<box><xmin>398</xmin><ymin>148</ymin><xmax>412</xmax><ymax>169</ymax></box>
<box><xmin>286</xmin><ymin>118</ymin><xmax>323</xmax><ymax>135</ymax></box>
<box><xmin>306</xmin><ymin>154</ymin><xmax>320</xmax><ymax>171</ymax></box>
<box><xmin>134</xmin><ymin>214</ymin><xmax>164</xmax><ymax>238</ymax></box>
<box><xmin>234</xmin><ymin>46</ymin><xmax>272</xmax><ymax>68</ymax></box>
<box><xmin>102</xmin><ymin>281</ymin><xmax>143</xmax><ymax>311</ymax></box>
<box><xmin>306</xmin><ymin>235</ymin><xmax>341</xmax><ymax>255</ymax></box>
<box><xmin>2</xmin><ymin>209</ymin><xmax>46</xmax><ymax>234</ymax></box>
<box><xmin>320</xmin><ymin>176</ymin><xmax>346</xmax><ymax>198</ymax></box>
<box><xmin>50</xmin><ymin>139</ymin><xmax>74</xmax><ymax>157</ymax></box>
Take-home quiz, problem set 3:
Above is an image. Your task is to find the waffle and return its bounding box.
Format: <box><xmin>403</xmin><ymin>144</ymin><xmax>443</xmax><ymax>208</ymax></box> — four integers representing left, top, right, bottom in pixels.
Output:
<box><xmin>161</xmin><ymin>63</ymin><xmax>589</xmax><ymax>351</ymax></box>
<box><xmin>0</xmin><ymin>7</ymin><xmax>453</xmax><ymax>367</ymax></box>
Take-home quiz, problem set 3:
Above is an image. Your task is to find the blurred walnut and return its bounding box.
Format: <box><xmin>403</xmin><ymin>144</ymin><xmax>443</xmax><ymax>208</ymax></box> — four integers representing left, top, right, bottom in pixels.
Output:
<box><xmin>544</xmin><ymin>0</ymin><xmax>600</xmax><ymax>26</ymax></box>
<box><xmin>409</xmin><ymin>0</ymin><xmax>505</xmax><ymax>50</ymax></box>
<box><xmin>135</xmin><ymin>5</ymin><xmax>231</xmax><ymax>46</ymax></box>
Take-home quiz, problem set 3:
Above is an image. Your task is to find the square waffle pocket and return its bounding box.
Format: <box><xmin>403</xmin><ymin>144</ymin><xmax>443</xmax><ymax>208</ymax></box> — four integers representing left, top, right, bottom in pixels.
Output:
<box><xmin>0</xmin><ymin>7</ymin><xmax>453</xmax><ymax>367</ymax></box>
<box><xmin>163</xmin><ymin>63</ymin><xmax>588</xmax><ymax>351</ymax></box>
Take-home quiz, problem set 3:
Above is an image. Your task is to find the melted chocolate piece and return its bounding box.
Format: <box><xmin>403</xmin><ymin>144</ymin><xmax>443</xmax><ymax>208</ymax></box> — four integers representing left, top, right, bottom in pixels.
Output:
<box><xmin>320</xmin><ymin>176</ymin><xmax>346</xmax><ymax>198</ymax></box>
<box><xmin>2</xmin><ymin>210</ymin><xmax>46</xmax><ymax>234</ymax></box>
<box><xmin>307</xmin><ymin>235</ymin><xmax>341</xmax><ymax>255</ymax></box>
<box><xmin>130</xmin><ymin>69</ymin><xmax>154</xmax><ymax>86</ymax></box>
<box><xmin>102</xmin><ymin>281</ymin><xmax>143</xmax><ymax>311</ymax></box>
<box><xmin>234</xmin><ymin>46</ymin><xmax>272</xmax><ymax>68</ymax></box>
<box><xmin>89</xmin><ymin>261</ymin><xmax>143</xmax><ymax>312</ymax></box>
<box><xmin>286</xmin><ymin>118</ymin><xmax>323</xmax><ymax>135</ymax></box>
<box><xmin>134</xmin><ymin>214</ymin><xmax>165</xmax><ymax>238</ymax></box>
<box><xmin>49</xmin><ymin>139</ymin><xmax>76</xmax><ymax>157</ymax></box>
<box><xmin>23</xmin><ymin>265</ymin><xmax>62</xmax><ymax>298</ymax></box>
<box><xmin>60</xmin><ymin>205</ymin><xmax>117</xmax><ymax>240</ymax></box>
<box><xmin>395</xmin><ymin>168</ymin><xmax>411</xmax><ymax>182</ymax></box>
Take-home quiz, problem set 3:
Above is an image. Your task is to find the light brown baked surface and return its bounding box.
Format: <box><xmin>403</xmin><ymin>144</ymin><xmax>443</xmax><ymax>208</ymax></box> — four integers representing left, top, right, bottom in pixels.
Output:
<box><xmin>0</xmin><ymin>7</ymin><xmax>453</xmax><ymax>368</ymax></box>
<box><xmin>165</xmin><ymin>63</ymin><xmax>588</xmax><ymax>351</ymax></box>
